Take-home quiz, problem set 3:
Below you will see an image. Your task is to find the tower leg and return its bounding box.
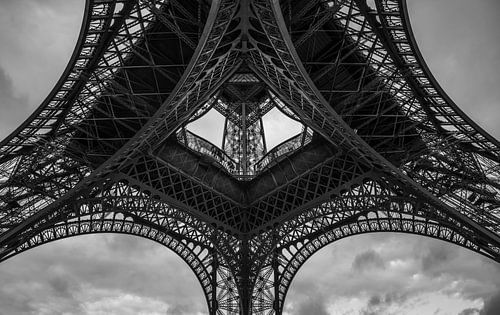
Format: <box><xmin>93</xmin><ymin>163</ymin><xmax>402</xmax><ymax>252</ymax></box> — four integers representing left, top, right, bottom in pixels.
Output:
<box><xmin>210</xmin><ymin>251</ymin><xmax>219</xmax><ymax>315</ymax></box>
<box><xmin>240</xmin><ymin>297</ymin><xmax>251</xmax><ymax>315</ymax></box>
<box><xmin>273</xmin><ymin>250</ymin><xmax>282</xmax><ymax>315</ymax></box>
<box><xmin>239</xmin><ymin>238</ymin><xmax>252</xmax><ymax>315</ymax></box>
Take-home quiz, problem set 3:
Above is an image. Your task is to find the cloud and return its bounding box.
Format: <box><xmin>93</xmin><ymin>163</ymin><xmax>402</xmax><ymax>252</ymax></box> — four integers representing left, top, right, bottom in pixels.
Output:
<box><xmin>407</xmin><ymin>0</ymin><xmax>500</xmax><ymax>138</ymax></box>
<box><xmin>352</xmin><ymin>249</ymin><xmax>386</xmax><ymax>272</ymax></box>
<box><xmin>0</xmin><ymin>66</ymin><xmax>16</xmax><ymax>96</ymax></box>
<box><xmin>459</xmin><ymin>308</ymin><xmax>480</xmax><ymax>315</ymax></box>
<box><xmin>0</xmin><ymin>0</ymin><xmax>84</xmax><ymax>140</ymax></box>
<box><xmin>0</xmin><ymin>290</ymin><xmax>37</xmax><ymax>315</ymax></box>
<box><xmin>81</xmin><ymin>290</ymin><xmax>169</xmax><ymax>315</ymax></box>
<box><xmin>168</xmin><ymin>303</ymin><xmax>202</xmax><ymax>315</ymax></box>
<box><xmin>293</xmin><ymin>295</ymin><xmax>330</xmax><ymax>315</ymax></box>
<box><xmin>419</xmin><ymin>241</ymin><xmax>457</xmax><ymax>276</ymax></box>
<box><xmin>362</xmin><ymin>295</ymin><xmax>386</xmax><ymax>315</ymax></box>
<box><xmin>285</xmin><ymin>234</ymin><xmax>500</xmax><ymax>314</ymax></box>
<box><xmin>103</xmin><ymin>233</ymin><xmax>157</xmax><ymax>255</ymax></box>
<box><xmin>481</xmin><ymin>290</ymin><xmax>500</xmax><ymax>315</ymax></box>
<box><xmin>0</xmin><ymin>65</ymin><xmax>29</xmax><ymax>137</ymax></box>
<box><xmin>48</xmin><ymin>273</ymin><xmax>77</xmax><ymax>299</ymax></box>
<box><xmin>0</xmin><ymin>234</ymin><xmax>208</xmax><ymax>315</ymax></box>
<box><xmin>361</xmin><ymin>292</ymin><xmax>409</xmax><ymax>315</ymax></box>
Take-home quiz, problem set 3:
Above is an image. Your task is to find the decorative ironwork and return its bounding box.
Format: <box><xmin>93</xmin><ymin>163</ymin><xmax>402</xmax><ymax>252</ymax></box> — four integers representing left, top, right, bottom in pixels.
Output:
<box><xmin>1</xmin><ymin>0</ymin><xmax>499</xmax><ymax>314</ymax></box>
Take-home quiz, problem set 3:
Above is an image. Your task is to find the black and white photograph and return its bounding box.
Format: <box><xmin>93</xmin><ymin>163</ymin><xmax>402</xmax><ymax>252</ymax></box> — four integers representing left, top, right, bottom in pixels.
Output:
<box><xmin>0</xmin><ymin>1</ymin><xmax>499</xmax><ymax>314</ymax></box>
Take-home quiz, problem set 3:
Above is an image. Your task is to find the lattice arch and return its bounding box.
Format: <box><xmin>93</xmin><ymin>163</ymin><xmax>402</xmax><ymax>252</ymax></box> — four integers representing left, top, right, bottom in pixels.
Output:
<box><xmin>0</xmin><ymin>174</ymin><xmax>245</xmax><ymax>315</ymax></box>
<box><xmin>2</xmin><ymin>218</ymin><xmax>222</xmax><ymax>313</ymax></box>
<box><xmin>1</xmin><ymin>0</ymin><xmax>500</xmax><ymax>313</ymax></box>
<box><xmin>273</xmin><ymin>214</ymin><xmax>497</xmax><ymax>312</ymax></box>
<box><xmin>244</xmin><ymin>173</ymin><xmax>500</xmax><ymax>314</ymax></box>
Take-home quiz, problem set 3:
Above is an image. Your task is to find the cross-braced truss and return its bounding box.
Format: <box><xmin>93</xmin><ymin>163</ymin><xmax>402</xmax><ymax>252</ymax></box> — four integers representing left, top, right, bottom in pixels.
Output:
<box><xmin>1</xmin><ymin>0</ymin><xmax>500</xmax><ymax>314</ymax></box>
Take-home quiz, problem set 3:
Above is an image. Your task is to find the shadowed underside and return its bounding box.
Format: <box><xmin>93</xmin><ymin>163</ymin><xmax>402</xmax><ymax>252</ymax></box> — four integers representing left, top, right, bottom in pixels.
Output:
<box><xmin>0</xmin><ymin>0</ymin><xmax>500</xmax><ymax>314</ymax></box>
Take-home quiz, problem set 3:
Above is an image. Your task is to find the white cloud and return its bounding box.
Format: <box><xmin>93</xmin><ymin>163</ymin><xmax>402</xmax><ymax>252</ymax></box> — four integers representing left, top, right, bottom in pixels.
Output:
<box><xmin>285</xmin><ymin>234</ymin><xmax>500</xmax><ymax>314</ymax></box>
<box><xmin>0</xmin><ymin>0</ymin><xmax>83</xmax><ymax>139</ymax></box>
<box><xmin>80</xmin><ymin>288</ymin><xmax>169</xmax><ymax>315</ymax></box>
<box><xmin>0</xmin><ymin>234</ymin><xmax>207</xmax><ymax>315</ymax></box>
<box><xmin>407</xmin><ymin>0</ymin><xmax>500</xmax><ymax>138</ymax></box>
<box><xmin>0</xmin><ymin>65</ymin><xmax>30</xmax><ymax>137</ymax></box>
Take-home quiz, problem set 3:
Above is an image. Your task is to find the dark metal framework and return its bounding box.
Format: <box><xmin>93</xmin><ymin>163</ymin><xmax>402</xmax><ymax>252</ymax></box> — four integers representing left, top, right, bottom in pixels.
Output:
<box><xmin>1</xmin><ymin>0</ymin><xmax>500</xmax><ymax>313</ymax></box>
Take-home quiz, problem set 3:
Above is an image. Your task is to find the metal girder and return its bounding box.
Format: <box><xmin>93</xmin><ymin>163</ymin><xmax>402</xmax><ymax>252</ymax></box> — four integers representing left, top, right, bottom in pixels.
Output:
<box><xmin>1</xmin><ymin>0</ymin><xmax>500</xmax><ymax>314</ymax></box>
<box><xmin>248</xmin><ymin>0</ymin><xmax>500</xmax><ymax>249</ymax></box>
<box><xmin>121</xmin><ymin>152</ymin><xmax>244</xmax><ymax>234</ymax></box>
<box><xmin>0</xmin><ymin>172</ymin><xmax>248</xmax><ymax>314</ymax></box>
<box><xmin>249</xmin><ymin>176</ymin><xmax>500</xmax><ymax>313</ymax></box>
<box><xmin>0</xmin><ymin>0</ymin><xmax>206</xmax><ymax>236</ymax></box>
<box><xmin>0</xmin><ymin>0</ymin><xmax>239</xmax><ymax>244</ymax></box>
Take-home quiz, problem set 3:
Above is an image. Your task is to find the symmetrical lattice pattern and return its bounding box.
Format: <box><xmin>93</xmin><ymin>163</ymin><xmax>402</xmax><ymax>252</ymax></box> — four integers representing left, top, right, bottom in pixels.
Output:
<box><xmin>1</xmin><ymin>0</ymin><xmax>500</xmax><ymax>314</ymax></box>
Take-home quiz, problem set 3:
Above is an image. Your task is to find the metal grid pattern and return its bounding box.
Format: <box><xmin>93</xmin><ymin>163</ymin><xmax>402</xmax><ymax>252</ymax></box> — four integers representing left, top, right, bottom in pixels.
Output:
<box><xmin>0</xmin><ymin>1</ymin><xmax>499</xmax><ymax>314</ymax></box>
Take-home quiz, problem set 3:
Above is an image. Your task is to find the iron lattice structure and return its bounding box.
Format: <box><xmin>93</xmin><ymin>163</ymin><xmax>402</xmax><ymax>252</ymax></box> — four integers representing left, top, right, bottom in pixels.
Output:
<box><xmin>1</xmin><ymin>0</ymin><xmax>500</xmax><ymax>313</ymax></box>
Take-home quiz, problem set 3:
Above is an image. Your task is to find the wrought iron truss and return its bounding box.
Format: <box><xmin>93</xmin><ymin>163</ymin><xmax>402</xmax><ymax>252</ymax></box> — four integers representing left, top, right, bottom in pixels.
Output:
<box><xmin>1</xmin><ymin>0</ymin><xmax>500</xmax><ymax>314</ymax></box>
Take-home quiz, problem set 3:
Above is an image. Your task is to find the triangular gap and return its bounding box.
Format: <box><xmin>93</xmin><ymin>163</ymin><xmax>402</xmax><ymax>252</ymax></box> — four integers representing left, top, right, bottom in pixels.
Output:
<box><xmin>262</xmin><ymin>107</ymin><xmax>304</xmax><ymax>150</ymax></box>
<box><xmin>175</xmin><ymin>63</ymin><xmax>319</xmax><ymax>178</ymax></box>
<box><xmin>245</xmin><ymin>62</ymin><xmax>320</xmax><ymax>149</ymax></box>
<box><xmin>268</xmin><ymin>90</ymin><xmax>301</xmax><ymax>123</ymax></box>
<box><xmin>185</xmin><ymin>106</ymin><xmax>225</xmax><ymax>149</ymax></box>
<box><xmin>262</xmin><ymin>91</ymin><xmax>312</xmax><ymax>151</ymax></box>
<box><xmin>366</xmin><ymin>0</ymin><xmax>376</xmax><ymax>9</ymax></box>
<box><xmin>181</xmin><ymin>64</ymin><xmax>263</xmax><ymax>149</ymax></box>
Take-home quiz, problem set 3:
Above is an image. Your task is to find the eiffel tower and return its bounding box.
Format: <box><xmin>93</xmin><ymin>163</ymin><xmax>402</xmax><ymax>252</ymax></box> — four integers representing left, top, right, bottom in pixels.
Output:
<box><xmin>1</xmin><ymin>0</ymin><xmax>500</xmax><ymax>314</ymax></box>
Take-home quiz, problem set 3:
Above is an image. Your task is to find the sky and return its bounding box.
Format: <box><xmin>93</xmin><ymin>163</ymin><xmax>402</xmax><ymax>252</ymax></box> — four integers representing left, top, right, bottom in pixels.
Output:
<box><xmin>0</xmin><ymin>0</ymin><xmax>500</xmax><ymax>314</ymax></box>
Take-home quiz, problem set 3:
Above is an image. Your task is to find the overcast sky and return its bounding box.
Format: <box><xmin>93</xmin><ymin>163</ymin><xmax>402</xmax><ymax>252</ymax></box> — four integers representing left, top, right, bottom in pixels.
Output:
<box><xmin>0</xmin><ymin>1</ymin><xmax>500</xmax><ymax>314</ymax></box>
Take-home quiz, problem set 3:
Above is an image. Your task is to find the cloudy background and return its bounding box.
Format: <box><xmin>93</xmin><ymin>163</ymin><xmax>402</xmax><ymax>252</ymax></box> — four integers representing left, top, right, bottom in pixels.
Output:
<box><xmin>0</xmin><ymin>0</ymin><xmax>500</xmax><ymax>314</ymax></box>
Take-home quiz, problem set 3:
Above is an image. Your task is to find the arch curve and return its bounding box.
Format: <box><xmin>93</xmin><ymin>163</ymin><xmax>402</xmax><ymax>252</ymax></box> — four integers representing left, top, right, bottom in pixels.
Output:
<box><xmin>3</xmin><ymin>218</ymin><xmax>218</xmax><ymax>314</ymax></box>
<box><xmin>274</xmin><ymin>214</ymin><xmax>496</xmax><ymax>312</ymax></box>
<box><xmin>0</xmin><ymin>0</ymin><xmax>118</xmax><ymax>153</ymax></box>
<box><xmin>0</xmin><ymin>173</ymin><xmax>244</xmax><ymax>315</ymax></box>
<box><xmin>396</xmin><ymin>0</ymin><xmax>500</xmax><ymax>155</ymax></box>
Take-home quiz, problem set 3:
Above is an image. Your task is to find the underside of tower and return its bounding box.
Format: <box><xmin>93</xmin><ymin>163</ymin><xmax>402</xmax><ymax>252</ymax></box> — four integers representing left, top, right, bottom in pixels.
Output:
<box><xmin>1</xmin><ymin>0</ymin><xmax>500</xmax><ymax>314</ymax></box>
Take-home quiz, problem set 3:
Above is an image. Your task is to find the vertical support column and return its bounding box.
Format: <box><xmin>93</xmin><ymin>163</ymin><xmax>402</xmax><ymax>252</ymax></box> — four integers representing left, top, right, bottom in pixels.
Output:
<box><xmin>211</xmin><ymin>250</ymin><xmax>219</xmax><ymax>315</ymax></box>
<box><xmin>250</xmin><ymin>232</ymin><xmax>282</xmax><ymax>315</ymax></box>
<box><xmin>259</xmin><ymin>117</ymin><xmax>267</xmax><ymax>154</ymax></box>
<box><xmin>239</xmin><ymin>237</ymin><xmax>252</xmax><ymax>315</ymax></box>
<box><xmin>272</xmin><ymin>249</ymin><xmax>281</xmax><ymax>315</ymax></box>
<box><xmin>241</xmin><ymin>103</ymin><xmax>248</xmax><ymax>175</ymax></box>
<box><xmin>222</xmin><ymin>115</ymin><xmax>245</xmax><ymax>176</ymax></box>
